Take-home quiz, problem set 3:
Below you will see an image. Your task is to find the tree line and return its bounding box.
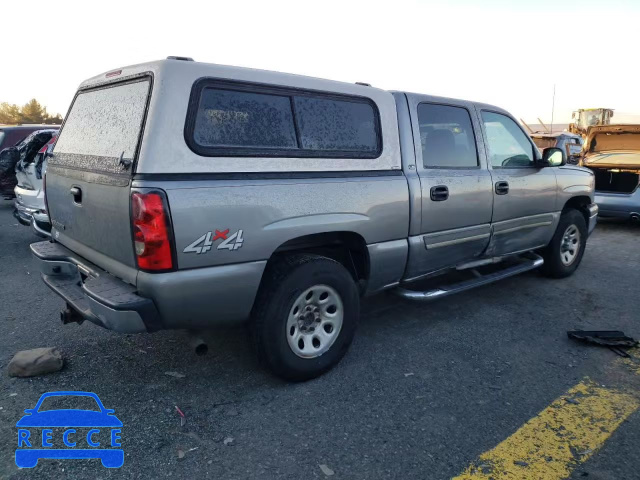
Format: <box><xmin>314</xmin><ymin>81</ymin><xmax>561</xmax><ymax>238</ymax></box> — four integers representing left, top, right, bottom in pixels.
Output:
<box><xmin>0</xmin><ymin>99</ymin><xmax>63</xmax><ymax>125</ymax></box>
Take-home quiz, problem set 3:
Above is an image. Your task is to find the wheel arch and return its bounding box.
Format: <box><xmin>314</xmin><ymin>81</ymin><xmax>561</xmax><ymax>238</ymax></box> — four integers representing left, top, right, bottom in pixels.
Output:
<box><xmin>562</xmin><ymin>195</ymin><xmax>592</xmax><ymax>226</ymax></box>
<box><xmin>265</xmin><ymin>231</ymin><xmax>370</xmax><ymax>291</ymax></box>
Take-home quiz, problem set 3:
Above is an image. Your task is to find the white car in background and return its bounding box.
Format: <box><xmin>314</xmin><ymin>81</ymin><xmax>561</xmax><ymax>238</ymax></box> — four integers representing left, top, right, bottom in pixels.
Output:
<box><xmin>14</xmin><ymin>132</ymin><xmax>57</xmax><ymax>237</ymax></box>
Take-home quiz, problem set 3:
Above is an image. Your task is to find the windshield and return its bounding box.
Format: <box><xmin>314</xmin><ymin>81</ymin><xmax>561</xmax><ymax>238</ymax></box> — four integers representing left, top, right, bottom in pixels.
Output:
<box><xmin>579</xmin><ymin>110</ymin><xmax>605</xmax><ymax>128</ymax></box>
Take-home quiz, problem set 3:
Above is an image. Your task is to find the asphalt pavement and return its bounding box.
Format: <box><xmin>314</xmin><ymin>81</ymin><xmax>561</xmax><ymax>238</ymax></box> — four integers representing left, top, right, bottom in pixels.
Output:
<box><xmin>1</xmin><ymin>198</ymin><xmax>639</xmax><ymax>479</ymax></box>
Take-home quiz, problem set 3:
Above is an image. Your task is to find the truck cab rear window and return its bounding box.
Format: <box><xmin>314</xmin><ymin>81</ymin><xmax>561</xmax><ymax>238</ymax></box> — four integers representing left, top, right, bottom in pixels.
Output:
<box><xmin>187</xmin><ymin>82</ymin><xmax>381</xmax><ymax>158</ymax></box>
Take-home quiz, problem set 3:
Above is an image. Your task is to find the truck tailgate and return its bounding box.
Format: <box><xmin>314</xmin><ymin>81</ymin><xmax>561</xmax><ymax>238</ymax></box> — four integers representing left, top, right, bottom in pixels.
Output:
<box><xmin>46</xmin><ymin>77</ymin><xmax>151</xmax><ymax>276</ymax></box>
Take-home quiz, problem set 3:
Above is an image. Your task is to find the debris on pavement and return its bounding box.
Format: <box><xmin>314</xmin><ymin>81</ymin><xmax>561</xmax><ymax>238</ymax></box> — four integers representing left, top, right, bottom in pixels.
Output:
<box><xmin>177</xmin><ymin>446</ymin><xmax>198</xmax><ymax>460</ymax></box>
<box><xmin>7</xmin><ymin>347</ymin><xmax>64</xmax><ymax>377</ymax></box>
<box><xmin>319</xmin><ymin>464</ymin><xmax>335</xmax><ymax>476</ymax></box>
<box><xmin>567</xmin><ymin>330</ymin><xmax>639</xmax><ymax>357</ymax></box>
<box><xmin>223</xmin><ymin>437</ymin><xmax>235</xmax><ymax>446</ymax></box>
<box><xmin>175</xmin><ymin>405</ymin><xmax>186</xmax><ymax>426</ymax></box>
<box><xmin>164</xmin><ymin>371</ymin><xmax>186</xmax><ymax>378</ymax></box>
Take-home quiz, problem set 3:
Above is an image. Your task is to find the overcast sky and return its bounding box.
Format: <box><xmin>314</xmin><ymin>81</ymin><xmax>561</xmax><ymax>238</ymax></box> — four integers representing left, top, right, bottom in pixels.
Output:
<box><xmin>2</xmin><ymin>0</ymin><xmax>639</xmax><ymax>124</ymax></box>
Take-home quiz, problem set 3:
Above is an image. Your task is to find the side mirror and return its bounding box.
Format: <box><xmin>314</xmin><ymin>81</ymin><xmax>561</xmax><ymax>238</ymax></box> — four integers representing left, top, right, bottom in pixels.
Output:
<box><xmin>541</xmin><ymin>147</ymin><xmax>565</xmax><ymax>167</ymax></box>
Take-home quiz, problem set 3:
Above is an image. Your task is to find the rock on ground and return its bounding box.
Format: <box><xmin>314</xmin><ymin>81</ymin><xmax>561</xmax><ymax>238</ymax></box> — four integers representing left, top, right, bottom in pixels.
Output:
<box><xmin>7</xmin><ymin>347</ymin><xmax>64</xmax><ymax>377</ymax></box>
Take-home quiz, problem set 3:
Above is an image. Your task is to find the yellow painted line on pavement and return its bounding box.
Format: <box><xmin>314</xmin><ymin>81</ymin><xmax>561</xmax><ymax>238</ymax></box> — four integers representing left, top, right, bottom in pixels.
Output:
<box><xmin>453</xmin><ymin>378</ymin><xmax>639</xmax><ymax>480</ymax></box>
<box><xmin>623</xmin><ymin>347</ymin><xmax>640</xmax><ymax>375</ymax></box>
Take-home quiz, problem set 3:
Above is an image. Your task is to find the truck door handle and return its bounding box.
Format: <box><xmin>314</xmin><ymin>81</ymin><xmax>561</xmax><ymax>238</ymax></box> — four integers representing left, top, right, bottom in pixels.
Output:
<box><xmin>430</xmin><ymin>185</ymin><xmax>449</xmax><ymax>201</ymax></box>
<box><xmin>70</xmin><ymin>186</ymin><xmax>82</xmax><ymax>203</ymax></box>
<box><xmin>495</xmin><ymin>181</ymin><xmax>509</xmax><ymax>195</ymax></box>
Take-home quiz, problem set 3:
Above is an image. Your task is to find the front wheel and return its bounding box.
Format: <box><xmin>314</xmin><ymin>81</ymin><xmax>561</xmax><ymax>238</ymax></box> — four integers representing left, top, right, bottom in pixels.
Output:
<box><xmin>250</xmin><ymin>254</ymin><xmax>359</xmax><ymax>381</ymax></box>
<box><xmin>540</xmin><ymin>209</ymin><xmax>587</xmax><ymax>278</ymax></box>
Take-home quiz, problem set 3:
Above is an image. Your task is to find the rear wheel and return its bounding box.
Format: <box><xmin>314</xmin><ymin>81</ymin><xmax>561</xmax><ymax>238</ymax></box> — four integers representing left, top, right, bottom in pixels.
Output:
<box><xmin>540</xmin><ymin>209</ymin><xmax>587</xmax><ymax>278</ymax></box>
<box><xmin>251</xmin><ymin>254</ymin><xmax>359</xmax><ymax>381</ymax></box>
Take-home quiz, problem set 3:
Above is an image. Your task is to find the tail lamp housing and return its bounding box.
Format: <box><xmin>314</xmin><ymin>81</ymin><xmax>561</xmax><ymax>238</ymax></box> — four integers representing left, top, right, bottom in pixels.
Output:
<box><xmin>131</xmin><ymin>191</ymin><xmax>175</xmax><ymax>271</ymax></box>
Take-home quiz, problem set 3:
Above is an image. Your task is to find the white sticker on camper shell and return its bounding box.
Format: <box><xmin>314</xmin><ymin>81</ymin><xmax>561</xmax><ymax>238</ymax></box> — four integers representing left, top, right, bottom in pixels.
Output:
<box><xmin>183</xmin><ymin>229</ymin><xmax>244</xmax><ymax>254</ymax></box>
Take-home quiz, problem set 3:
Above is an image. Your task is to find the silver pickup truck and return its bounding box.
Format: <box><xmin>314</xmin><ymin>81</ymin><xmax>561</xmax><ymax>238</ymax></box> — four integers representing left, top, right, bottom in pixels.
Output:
<box><xmin>31</xmin><ymin>58</ymin><xmax>598</xmax><ymax>380</ymax></box>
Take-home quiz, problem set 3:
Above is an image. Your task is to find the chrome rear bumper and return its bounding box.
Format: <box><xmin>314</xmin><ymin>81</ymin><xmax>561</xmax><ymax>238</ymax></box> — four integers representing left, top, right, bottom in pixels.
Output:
<box><xmin>13</xmin><ymin>201</ymin><xmax>51</xmax><ymax>238</ymax></box>
<box><xmin>31</xmin><ymin>241</ymin><xmax>158</xmax><ymax>333</ymax></box>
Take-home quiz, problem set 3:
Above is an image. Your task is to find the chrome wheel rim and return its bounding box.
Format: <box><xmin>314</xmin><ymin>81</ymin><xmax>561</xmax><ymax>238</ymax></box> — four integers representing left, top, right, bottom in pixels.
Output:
<box><xmin>560</xmin><ymin>224</ymin><xmax>581</xmax><ymax>266</ymax></box>
<box><xmin>286</xmin><ymin>284</ymin><xmax>343</xmax><ymax>359</ymax></box>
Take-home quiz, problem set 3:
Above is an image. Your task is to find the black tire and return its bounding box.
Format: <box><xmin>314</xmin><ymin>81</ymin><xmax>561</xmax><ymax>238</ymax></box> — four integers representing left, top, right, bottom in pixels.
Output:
<box><xmin>250</xmin><ymin>254</ymin><xmax>359</xmax><ymax>381</ymax></box>
<box><xmin>540</xmin><ymin>209</ymin><xmax>587</xmax><ymax>278</ymax></box>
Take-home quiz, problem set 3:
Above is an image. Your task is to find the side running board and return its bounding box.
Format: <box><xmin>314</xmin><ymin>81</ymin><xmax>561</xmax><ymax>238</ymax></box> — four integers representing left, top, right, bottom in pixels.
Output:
<box><xmin>395</xmin><ymin>253</ymin><xmax>544</xmax><ymax>302</ymax></box>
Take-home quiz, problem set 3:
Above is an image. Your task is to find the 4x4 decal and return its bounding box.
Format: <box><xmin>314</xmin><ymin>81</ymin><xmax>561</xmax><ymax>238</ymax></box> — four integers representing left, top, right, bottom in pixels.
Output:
<box><xmin>183</xmin><ymin>229</ymin><xmax>244</xmax><ymax>254</ymax></box>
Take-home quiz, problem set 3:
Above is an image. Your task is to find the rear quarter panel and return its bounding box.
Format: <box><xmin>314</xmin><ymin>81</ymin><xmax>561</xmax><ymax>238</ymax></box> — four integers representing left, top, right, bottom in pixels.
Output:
<box><xmin>132</xmin><ymin>174</ymin><xmax>409</xmax><ymax>328</ymax></box>
<box><xmin>134</xmin><ymin>175</ymin><xmax>410</xmax><ymax>269</ymax></box>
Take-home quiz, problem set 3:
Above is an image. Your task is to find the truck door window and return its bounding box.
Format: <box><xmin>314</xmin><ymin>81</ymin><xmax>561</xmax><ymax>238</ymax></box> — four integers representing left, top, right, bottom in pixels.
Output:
<box><xmin>481</xmin><ymin>111</ymin><xmax>535</xmax><ymax>168</ymax></box>
<box><xmin>417</xmin><ymin>103</ymin><xmax>478</xmax><ymax>168</ymax></box>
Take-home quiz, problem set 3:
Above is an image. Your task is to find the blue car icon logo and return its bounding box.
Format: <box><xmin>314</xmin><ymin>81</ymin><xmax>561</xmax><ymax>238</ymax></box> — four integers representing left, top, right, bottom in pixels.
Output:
<box><xmin>15</xmin><ymin>391</ymin><xmax>123</xmax><ymax>468</ymax></box>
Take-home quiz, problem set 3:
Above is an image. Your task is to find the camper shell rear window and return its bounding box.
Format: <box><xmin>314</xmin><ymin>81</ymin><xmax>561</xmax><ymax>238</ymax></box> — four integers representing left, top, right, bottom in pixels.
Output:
<box><xmin>185</xmin><ymin>79</ymin><xmax>382</xmax><ymax>159</ymax></box>
<box><xmin>51</xmin><ymin>76</ymin><xmax>151</xmax><ymax>175</ymax></box>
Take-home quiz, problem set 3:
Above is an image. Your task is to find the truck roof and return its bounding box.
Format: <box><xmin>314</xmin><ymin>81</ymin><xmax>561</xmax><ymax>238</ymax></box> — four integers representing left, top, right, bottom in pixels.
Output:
<box><xmin>78</xmin><ymin>58</ymin><xmax>502</xmax><ymax>111</ymax></box>
<box><xmin>78</xmin><ymin>58</ymin><xmax>389</xmax><ymax>97</ymax></box>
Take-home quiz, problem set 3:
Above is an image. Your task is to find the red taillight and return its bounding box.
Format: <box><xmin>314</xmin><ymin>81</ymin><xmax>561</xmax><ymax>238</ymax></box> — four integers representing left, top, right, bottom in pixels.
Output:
<box><xmin>131</xmin><ymin>192</ymin><xmax>173</xmax><ymax>271</ymax></box>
